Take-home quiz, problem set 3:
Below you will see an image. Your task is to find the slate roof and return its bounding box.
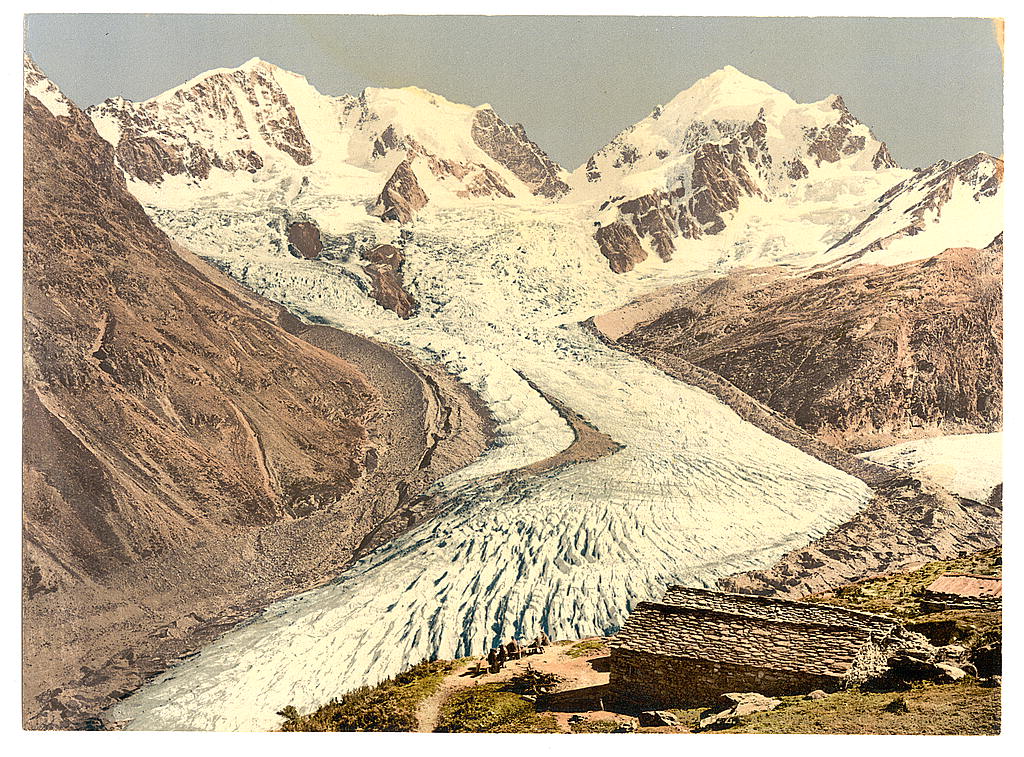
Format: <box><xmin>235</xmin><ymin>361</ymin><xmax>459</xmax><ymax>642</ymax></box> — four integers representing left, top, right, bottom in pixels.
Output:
<box><xmin>661</xmin><ymin>585</ymin><xmax>899</xmax><ymax>635</ymax></box>
<box><xmin>925</xmin><ymin>574</ymin><xmax>1002</xmax><ymax>599</ymax></box>
<box><xmin>612</xmin><ymin>586</ymin><xmax>899</xmax><ymax>678</ymax></box>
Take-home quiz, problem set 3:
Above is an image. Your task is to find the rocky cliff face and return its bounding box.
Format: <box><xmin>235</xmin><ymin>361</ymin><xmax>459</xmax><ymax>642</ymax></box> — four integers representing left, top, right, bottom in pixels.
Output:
<box><xmin>619</xmin><ymin>240</ymin><xmax>1003</xmax><ymax>451</ymax></box>
<box><xmin>471</xmin><ymin>108</ymin><xmax>569</xmax><ymax>198</ymax></box>
<box><xmin>594</xmin><ymin>221</ymin><xmax>648</xmax><ymax>273</ymax></box>
<box><xmin>598</xmin><ymin>115</ymin><xmax>772</xmax><ymax>268</ymax></box>
<box><xmin>375</xmin><ymin>159</ymin><xmax>430</xmax><ymax>223</ymax></box>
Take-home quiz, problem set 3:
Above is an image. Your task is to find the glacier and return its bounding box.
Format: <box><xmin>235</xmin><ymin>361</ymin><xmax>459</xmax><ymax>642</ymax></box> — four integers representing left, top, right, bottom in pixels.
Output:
<box><xmin>107</xmin><ymin>202</ymin><xmax>873</xmax><ymax>731</ymax></box>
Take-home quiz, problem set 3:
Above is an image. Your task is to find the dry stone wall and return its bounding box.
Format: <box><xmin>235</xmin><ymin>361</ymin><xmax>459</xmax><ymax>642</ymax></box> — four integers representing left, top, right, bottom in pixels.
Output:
<box><xmin>610</xmin><ymin>648</ymin><xmax>842</xmax><ymax>709</ymax></box>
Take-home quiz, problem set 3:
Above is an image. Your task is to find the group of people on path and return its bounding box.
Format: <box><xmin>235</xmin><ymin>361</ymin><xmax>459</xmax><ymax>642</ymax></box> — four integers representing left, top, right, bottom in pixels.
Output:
<box><xmin>482</xmin><ymin>631</ymin><xmax>552</xmax><ymax>674</ymax></box>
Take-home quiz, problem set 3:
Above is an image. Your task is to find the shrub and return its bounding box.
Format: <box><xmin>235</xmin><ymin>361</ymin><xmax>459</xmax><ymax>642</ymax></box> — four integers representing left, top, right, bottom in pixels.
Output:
<box><xmin>570</xmin><ymin>718</ymin><xmax>620</xmax><ymax>733</ymax></box>
<box><xmin>436</xmin><ymin>684</ymin><xmax>560</xmax><ymax>733</ymax></box>
<box><xmin>884</xmin><ymin>696</ymin><xmax>910</xmax><ymax>714</ymax></box>
<box><xmin>278</xmin><ymin>658</ymin><xmax>452</xmax><ymax>732</ymax></box>
<box><xmin>565</xmin><ymin>639</ymin><xmax>609</xmax><ymax>658</ymax></box>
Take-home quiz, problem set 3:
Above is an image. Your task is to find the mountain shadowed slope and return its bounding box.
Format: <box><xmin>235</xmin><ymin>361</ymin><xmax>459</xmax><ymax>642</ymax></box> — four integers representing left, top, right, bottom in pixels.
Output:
<box><xmin>618</xmin><ymin>237</ymin><xmax>1003</xmax><ymax>451</ymax></box>
<box><xmin>22</xmin><ymin>57</ymin><xmax>492</xmax><ymax>729</ymax></box>
<box><xmin>24</xmin><ymin>56</ymin><xmax>376</xmax><ymax>591</ymax></box>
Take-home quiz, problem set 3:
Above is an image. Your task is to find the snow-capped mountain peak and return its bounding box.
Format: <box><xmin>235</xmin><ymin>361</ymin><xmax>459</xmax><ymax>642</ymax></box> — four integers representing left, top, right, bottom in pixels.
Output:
<box><xmin>24</xmin><ymin>54</ymin><xmax>74</xmax><ymax>118</ymax></box>
<box><xmin>568</xmin><ymin>66</ymin><xmax>915</xmax><ymax>271</ymax></box>
<box><xmin>86</xmin><ymin>60</ymin><xmax>569</xmax><ymax>217</ymax></box>
<box><xmin>662</xmin><ymin>65</ymin><xmax>798</xmax><ymax>119</ymax></box>
<box><xmin>239</xmin><ymin>55</ymin><xmax>274</xmax><ymax>70</ymax></box>
<box><xmin>80</xmin><ymin>58</ymin><xmax>1000</xmax><ymax>277</ymax></box>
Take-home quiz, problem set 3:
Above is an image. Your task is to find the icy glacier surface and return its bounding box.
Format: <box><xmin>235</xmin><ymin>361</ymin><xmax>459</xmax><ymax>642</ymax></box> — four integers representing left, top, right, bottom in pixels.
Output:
<box><xmin>861</xmin><ymin>432</ymin><xmax>1003</xmax><ymax>505</ymax></box>
<box><xmin>109</xmin><ymin>203</ymin><xmax>873</xmax><ymax>731</ymax></box>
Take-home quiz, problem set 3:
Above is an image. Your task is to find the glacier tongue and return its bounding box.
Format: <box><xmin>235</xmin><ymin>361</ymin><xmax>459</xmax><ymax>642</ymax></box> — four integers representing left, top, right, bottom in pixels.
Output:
<box><xmin>108</xmin><ymin>203</ymin><xmax>872</xmax><ymax>731</ymax></box>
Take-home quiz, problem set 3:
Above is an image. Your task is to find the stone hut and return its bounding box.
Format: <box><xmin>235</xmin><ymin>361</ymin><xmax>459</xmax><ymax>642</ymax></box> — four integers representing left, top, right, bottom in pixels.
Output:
<box><xmin>609</xmin><ymin>586</ymin><xmax>919</xmax><ymax>709</ymax></box>
<box><xmin>922</xmin><ymin>574</ymin><xmax>1002</xmax><ymax>612</ymax></box>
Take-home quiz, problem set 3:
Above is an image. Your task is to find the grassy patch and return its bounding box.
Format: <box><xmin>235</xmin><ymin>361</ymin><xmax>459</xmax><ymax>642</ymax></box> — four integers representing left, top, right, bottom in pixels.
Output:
<box><xmin>905</xmin><ymin>609</ymin><xmax>1001</xmax><ymax>648</ymax></box>
<box><xmin>807</xmin><ymin>548</ymin><xmax>1001</xmax><ymax>620</ymax></box>
<box><xmin>714</xmin><ymin>679</ymin><xmax>1000</xmax><ymax>735</ymax></box>
<box><xmin>278</xmin><ymin>659</ymin><xmax>453</xmax><ymax>732</ymax></box>
<box><xmin>570</xmin><ymin>718</ymin><xmax>620</xmax><ymax>733</ymax></box>
<box><xmin>565</xmin><ymin>638</ymin><xmax>609</xmax><ymax>658</ymax></box>
<box><xmin>435</xmin><ymin>683</ymin><xmax>561</xmax><ymax>733</ymax></box>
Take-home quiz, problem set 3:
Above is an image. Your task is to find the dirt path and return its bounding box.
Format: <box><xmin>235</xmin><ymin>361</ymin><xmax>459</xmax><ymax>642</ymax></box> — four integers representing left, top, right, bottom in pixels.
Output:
<box><xmin>414</xmin><ymin>638</ymin><xmax>632</xmax><ymax>733</ymax></box>
<box><xmin>416</xmin><ymin>660</ymin><xmax>471</xmax><ymax>733</ymax></box>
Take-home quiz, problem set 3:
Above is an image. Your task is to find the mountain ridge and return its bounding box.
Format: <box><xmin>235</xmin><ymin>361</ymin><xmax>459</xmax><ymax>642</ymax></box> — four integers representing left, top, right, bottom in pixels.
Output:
<box><xmin>83</xmin><ymin>58</ymin><xmax>1001</xmax><ymax>275</ymax></box>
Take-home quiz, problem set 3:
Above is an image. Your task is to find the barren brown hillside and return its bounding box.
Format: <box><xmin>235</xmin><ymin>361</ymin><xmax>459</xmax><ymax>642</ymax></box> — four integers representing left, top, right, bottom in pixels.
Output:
<box><xmin>22</xmin><ymin>71</ymin><xmax>490</xmax><ymax>728</ymax></box>
<box><xmin>618</xmin><ymin>243</ymin><xmax>1002</xmax><ymax>452</ymax></box>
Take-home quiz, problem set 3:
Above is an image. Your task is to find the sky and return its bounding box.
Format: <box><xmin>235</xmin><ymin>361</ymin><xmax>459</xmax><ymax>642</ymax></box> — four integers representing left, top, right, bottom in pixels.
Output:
<box><xmin>24</xmin><ymin>15</ymin><xmax>1003</xmax><ymax>171</ymax></box>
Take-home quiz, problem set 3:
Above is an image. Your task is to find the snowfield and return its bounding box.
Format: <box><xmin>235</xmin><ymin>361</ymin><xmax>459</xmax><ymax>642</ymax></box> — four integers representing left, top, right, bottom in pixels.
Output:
<box><xmin>106</xmin><ymin>202</ymin><xmax>879</xmax><ymax>731</ymax></box>
<box><xmin>860</xmin><ymin>433</ymin><xmax>1003</xmax><ymax>505</ymax></box>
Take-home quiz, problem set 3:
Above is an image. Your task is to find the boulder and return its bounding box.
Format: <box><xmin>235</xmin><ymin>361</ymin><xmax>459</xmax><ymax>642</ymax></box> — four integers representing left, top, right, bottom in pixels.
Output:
<box><xmin>934</xmin><ymin>662</ymin><xmax>967</xmax><ymax>683</ymax></box>
<box><xmin>716</xmin><ymin>692</ymin><xmax>782</xmax><ymax>713</ymax></box>
<box><xmin>612</xmin><ymin>720</ymin><xmax>637</xmax><ymax>733</ymax></box>
<box><xmin>887</xmin><ymin>653</ymin><xmax>942</xmax><ymax>680</ymax></box>
<box><xmin>804</xmin><ymin>690</ymin><xmax>829</xmax><ymax>700</ymax></box>
<box><xmin>699</xmin><ymin>692</ymin><xmax>781</xmax><ymax>731</ymax></box>
<box><xmin>638</xmin><ymin>710</ymin><xmax>679</xmax><ymax>727</ymax></box>
<box><xmin>936</xmin><ymin>644</ymin><xmax>968</xmax><ymax>662</ymax></box>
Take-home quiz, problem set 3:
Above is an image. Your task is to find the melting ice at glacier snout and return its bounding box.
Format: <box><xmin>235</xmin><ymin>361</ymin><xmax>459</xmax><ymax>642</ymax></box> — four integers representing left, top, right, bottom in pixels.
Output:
<box><xmin>109</xmin><ymin>206</ymin><xmax>873</xmax><ymax>730</ymax></box>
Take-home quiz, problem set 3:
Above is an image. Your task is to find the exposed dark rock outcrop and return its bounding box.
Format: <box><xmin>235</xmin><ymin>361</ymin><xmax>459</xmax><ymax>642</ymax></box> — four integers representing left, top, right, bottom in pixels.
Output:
<box><xmin>286</xmin><ymin>221</ymin><xmax>323</xmax><ymax>259</ymax></box>
<box><xmin>872</xmin><ymin>142</ymin><xmax>898</xmax><ymax>169</ymax></box>
<box><xmin>595</xmin><ymin>221</ymin><xmax>647</xmax><ymax>273</ymax></box>
<box><xmin>470</xmin><ymin>108</ymin><xmax>569</xmax><ymax>198</ymax></box>
<box><xmin>594</xmin><ymin>114</ymin><xmax>769</xmax><ymax>265</ymax></box>
<box><xmin>360</xmin><ymin>244</ymin><xmax>419</xmax><ymax>318</ymax></box>
<box><xmin>375</xmin><ymin>159</ymin><xmax>430</xmax><ymax>223</ymax></box>
<box><xmin>803</xmin><ymin>96</ymin><xmax>879</xmax><ymax>166</ymax></box>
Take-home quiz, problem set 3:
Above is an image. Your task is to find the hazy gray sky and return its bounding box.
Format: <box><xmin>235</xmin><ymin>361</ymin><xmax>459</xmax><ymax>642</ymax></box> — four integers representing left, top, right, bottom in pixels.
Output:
<box><xmin>25</xmin><ymin>15</ymin><xmax>1002</xmax><ymax>171</ymax></box>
